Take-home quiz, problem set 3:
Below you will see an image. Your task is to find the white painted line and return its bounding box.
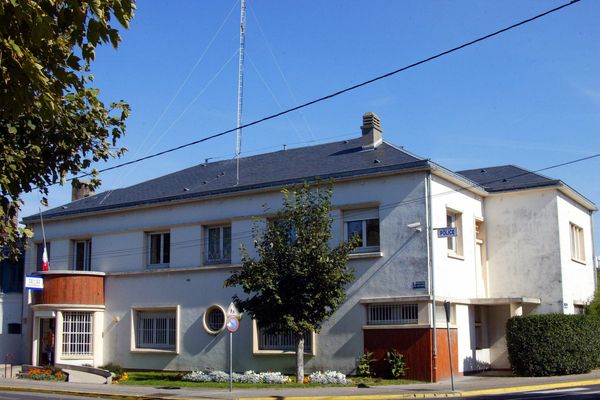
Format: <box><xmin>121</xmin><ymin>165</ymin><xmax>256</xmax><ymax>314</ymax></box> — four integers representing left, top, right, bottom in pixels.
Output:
<box><xmin>529</xmin><ymin>387</ymin><xmax>587</xmax><ymax>394</ymax></box>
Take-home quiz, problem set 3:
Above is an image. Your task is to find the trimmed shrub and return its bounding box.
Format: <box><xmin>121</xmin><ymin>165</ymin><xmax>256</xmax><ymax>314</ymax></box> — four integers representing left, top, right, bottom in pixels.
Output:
<box><xmin>506</xmin><ymin>314</ymin><xmax>600</xmax><ymax>376</ymax></box>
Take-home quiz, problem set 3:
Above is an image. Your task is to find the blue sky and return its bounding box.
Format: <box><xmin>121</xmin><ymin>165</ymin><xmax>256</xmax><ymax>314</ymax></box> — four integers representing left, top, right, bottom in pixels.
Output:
<box><xmin>22</xmin><ymin>0</ymin><xmax>600</xmax><ymax>256</ymax></box>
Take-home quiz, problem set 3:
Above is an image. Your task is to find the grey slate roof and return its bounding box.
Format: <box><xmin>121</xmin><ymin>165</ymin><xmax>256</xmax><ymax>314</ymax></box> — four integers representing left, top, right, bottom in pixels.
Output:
<box><xmin>456</xmin><ymin>165</ymin><xmax>561</xmax><ymax>192</ymax></box>
<box><xmin>25</xmin><ymin>138</ymin><xmax>429</xmax><ymax>222</ymax></box>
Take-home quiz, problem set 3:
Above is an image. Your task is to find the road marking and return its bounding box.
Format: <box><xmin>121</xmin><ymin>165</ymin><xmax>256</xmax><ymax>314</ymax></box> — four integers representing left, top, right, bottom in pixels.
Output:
<box><xmin>529</xmin><ymin>387</ymin><xmax>587</xmax><ymax>394</ymax></box>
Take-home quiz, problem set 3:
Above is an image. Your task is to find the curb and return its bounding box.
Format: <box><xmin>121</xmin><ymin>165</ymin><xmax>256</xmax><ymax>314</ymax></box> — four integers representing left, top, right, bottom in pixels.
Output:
<box><xmin>1</xmin><ymin>378</ymin><xmax>600</xmax><ymax>400</ymax></box>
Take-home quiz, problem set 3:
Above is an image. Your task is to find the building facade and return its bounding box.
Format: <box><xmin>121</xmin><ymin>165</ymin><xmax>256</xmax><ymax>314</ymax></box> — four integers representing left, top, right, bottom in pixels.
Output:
<box><xmin>20</xmin><ymin>113</ymin><xmax>597</xmax><ymax>381</ymax></box>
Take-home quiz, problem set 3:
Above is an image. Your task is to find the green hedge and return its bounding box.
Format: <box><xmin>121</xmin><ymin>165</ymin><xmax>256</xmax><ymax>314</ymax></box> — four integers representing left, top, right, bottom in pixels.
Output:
<box><xmin>506</xmin><ymin>314</ymin><xmax>600</xmax><ymax>376</ymax></box>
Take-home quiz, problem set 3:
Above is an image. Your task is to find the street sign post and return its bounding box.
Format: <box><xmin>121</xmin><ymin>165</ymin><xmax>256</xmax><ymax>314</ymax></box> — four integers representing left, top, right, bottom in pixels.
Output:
<box><xmin>226</xmin><ymin>302</ymin><xmax>240</xmax><ymax>392</ymax></box>
<box><xmin>443</xmin><ymin>301</ymin><xmax>455</xmax><ymax>391</ymax></box>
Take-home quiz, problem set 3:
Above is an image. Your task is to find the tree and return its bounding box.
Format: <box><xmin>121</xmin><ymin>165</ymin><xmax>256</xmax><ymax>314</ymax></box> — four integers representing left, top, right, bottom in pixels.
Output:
<box><xmin>0</xmin><ymin>0</ymin><xmax>135</xmax><ymax>259</ymax></box>
<box><xmin>225</xmin><ymin>181</ymin><xmax>359</xmax><ymax>383</ymax></box>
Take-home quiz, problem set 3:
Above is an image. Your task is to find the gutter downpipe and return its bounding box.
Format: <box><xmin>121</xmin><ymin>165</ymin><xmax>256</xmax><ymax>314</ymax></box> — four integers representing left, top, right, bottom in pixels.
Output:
<box><xmin>591</xmin><ymin>211</ymin><xmax>598</xmax><ymax>291</ymax></box>
<box><xmin>425</xmin><ymin>171</ymin><xmax>437</xmax><ymax>381</ymax></box>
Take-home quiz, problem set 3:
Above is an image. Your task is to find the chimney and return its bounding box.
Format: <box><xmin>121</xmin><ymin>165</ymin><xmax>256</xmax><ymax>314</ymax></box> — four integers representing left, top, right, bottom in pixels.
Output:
<box><xmin>71</xmin><ymin>181</ymin><xmax>94</xmax><ymax>201</ymax></box>
<box><xmin>361</xmin><ymin>112</ymin><xmax>383</xmax><ymax>150</ymax></box>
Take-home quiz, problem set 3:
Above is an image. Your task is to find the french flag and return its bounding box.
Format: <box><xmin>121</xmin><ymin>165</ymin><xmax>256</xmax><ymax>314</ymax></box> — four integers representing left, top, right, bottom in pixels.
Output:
<box><xmin>41</xmin><ymin>246</ymin><xmax>49</xmax><ymax>271</ymax></box>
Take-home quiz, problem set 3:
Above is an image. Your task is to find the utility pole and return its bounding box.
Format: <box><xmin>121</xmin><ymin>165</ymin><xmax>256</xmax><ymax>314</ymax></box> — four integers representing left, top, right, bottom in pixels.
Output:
<box><xmin>235</xmin><ymin>0</ymin><xmax>246</xmax><ymax>186</ymax></box>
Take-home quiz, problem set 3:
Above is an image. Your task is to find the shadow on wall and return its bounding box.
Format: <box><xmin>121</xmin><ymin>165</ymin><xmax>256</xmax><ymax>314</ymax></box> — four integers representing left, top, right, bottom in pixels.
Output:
<box><xmin>463</xmin><ymin>355</ymin><xmax>491</xmax><ymax>372</ymax></box>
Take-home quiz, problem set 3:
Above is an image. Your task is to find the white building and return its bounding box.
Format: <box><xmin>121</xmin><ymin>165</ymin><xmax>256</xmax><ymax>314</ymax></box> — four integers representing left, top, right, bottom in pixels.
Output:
<box><xmin>20</xmin><ymin>113</ymin><xmax>597</xmax><ymax>381</ymax></box>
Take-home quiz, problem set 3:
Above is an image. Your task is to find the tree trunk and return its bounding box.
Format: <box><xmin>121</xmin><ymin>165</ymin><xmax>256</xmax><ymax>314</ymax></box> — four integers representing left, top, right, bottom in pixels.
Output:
<box><xmin>295</xmin><ymin>331</ymin><xmax>304</xmax><ymax>384</ymax></box>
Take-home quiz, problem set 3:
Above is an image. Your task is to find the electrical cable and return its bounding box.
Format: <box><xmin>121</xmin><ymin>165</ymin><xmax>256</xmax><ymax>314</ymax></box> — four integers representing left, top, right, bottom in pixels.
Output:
<box><xmin>51</xmin><ymin>0</ymin><xmax>580</xmax><ymax>187</ymax></box>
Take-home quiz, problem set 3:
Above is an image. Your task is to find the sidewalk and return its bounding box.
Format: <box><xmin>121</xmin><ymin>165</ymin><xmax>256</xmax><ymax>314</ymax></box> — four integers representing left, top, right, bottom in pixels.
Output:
<box><xmin>1</xmin><ymin>370</ymin><xmax>600</xmax><ymax>399</ymax></box>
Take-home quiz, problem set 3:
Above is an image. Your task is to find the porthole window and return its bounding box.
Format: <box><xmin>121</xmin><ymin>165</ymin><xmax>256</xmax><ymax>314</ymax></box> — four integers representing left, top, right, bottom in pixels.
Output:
<box><xmin>203</xmin><ymin>305</ymin><xmax>226</xmax><ymax>334</ymax></box>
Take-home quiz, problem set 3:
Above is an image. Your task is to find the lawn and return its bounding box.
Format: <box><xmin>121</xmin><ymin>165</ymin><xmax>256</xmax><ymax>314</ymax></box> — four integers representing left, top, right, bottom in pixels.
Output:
<box><xmin>118</xmin><ymin>371</ymin><xmax>419</xmax><ymax>388</ymax></box>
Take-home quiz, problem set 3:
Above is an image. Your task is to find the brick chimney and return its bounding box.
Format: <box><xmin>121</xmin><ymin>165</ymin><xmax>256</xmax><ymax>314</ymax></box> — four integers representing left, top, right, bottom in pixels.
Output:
<box><xmin>71</xmin><ymin>181</ymin><xmax>94</xmax><ymax>201</ymax></box>
<box><xmin>361</xmin><ymin>112</ymin><xmax>383</xmax><ymax>150</ymax></box>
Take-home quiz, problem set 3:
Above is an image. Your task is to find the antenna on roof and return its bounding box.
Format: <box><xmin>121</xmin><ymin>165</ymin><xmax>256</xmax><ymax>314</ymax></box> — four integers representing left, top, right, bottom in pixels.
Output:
<box><xmin>235</xmin><ymin>0</ymin><xmax>247</xmax><ymax>186</ymax></box>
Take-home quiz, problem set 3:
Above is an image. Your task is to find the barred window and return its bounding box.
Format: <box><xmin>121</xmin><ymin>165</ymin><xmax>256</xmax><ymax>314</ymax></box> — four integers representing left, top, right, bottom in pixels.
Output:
<box><xmin>136</xmin><ymin>311</ymin><xmax>176</xmax><ymax>350</ymax></box>
<box><xmin>258</xmin><ymin>325</ymin><xmax>312</xmax><ymax>352</ymax></box>
<box><xmin>367</xmin><ymin>303</ymin><xmax>418</xmax><ymax>325</ymax></box>
<box><xmin>62</xmin><ymin>312</ymin><xmax>93</xmax><ymax>356</ymax></box>
<box><xmin>204</xmin><ymin>306</ymin><xmax>225</xmax><ymax>334</ymax></box>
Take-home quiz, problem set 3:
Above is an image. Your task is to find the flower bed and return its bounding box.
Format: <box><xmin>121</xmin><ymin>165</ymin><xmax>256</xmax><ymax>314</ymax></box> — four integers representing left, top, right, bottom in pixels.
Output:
<box><xmin>182</xmin><ymin>369</ymin><xmax>350</xmax><ymax>385</ymax></box>
<box><xmin>308</xmin><ymin>370</ymin><xmax>349</xmax><ymax>384</ymax></box>
<box><xmin>183</xmin><ymin>370</ymin><xmax>290</xmax><ymax>384</ymax></box>
<box><xmin>19</xmin><ymin>366</ymin><xmax>67</xmax><ymax>381</ymax></box>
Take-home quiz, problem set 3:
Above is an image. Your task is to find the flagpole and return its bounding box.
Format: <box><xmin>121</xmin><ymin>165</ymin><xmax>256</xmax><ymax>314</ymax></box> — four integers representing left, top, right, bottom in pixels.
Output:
<box><xmin>39</xmin><ymin>207</ymin><xmax>49</xmax><ymax>271</ymax></box>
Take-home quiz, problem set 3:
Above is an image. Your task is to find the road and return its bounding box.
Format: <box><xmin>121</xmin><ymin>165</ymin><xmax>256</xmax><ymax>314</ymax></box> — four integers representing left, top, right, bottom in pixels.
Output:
<box><xmin>2</xmin><ymin>385</ymin><xmax>600</xmax><ymax>399</ymax></box>
<box><xmin>462</xmin><ymin>384</ymin><xmax>600</xmax><ymax>399</ymax></box>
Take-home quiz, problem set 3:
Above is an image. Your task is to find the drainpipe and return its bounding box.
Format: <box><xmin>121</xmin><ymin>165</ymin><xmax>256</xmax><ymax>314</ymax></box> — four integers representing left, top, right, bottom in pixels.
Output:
<box><xmin>590</xmin><ymin>211</ymin><xmax>598</xmax><ymax>292</ymax></box>
<box><xmin>425</xmin><ymin>171</ymin><xmax>437</xmax><ymax>381</ymax></box>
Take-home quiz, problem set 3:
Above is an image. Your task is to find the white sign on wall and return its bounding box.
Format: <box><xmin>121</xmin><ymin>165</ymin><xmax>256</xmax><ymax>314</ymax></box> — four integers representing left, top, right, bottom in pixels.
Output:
<box><xmin>437</xmin><ymin>227</ymin><xmax>458</xmax><ymax>238</ymax></box>
<box><xmin>24</xmin><ymin>275</ymin><xmax>44</xmax><ymax>290</ymax></box>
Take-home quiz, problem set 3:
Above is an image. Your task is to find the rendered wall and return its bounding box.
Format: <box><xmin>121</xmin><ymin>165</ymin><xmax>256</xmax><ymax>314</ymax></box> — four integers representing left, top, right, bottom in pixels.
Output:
<box><xmin>484</xmin><ymin>190</ymin><xmax>563</xmax><ymax>313</ymax></box>
<box><xmin>25</xmin><ymin>172</ymin><xmax>431</xmax><ymax>373</ymax></box>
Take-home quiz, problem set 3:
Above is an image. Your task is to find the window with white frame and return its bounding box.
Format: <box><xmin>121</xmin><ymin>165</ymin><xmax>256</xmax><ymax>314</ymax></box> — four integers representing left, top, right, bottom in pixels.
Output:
<box><xmin>73</xmin><ymin>239</ymin><xmax>92</xmax><ymax>271</ymax></box>
<box><xmin>570</xmin><ymin>223</ymin><xmax>585</xmax><ymax>262</ymax></box>
<box><xmin>367</xmin><ymin>303</ymin><xmax>418</xmax><ymax>325</ymax></box>
<box><xmin>257</xmin><ymin>324</ymin><xmax>312</xmax><ymax>352</ymax></box>
<box><xmin>344</xmin><ymin>208</ymin><xmax>380</xmax><ymax>252</ymax></box>
<box><xmin>148</xmin><ymin>232</ymin><xmax>170</xmax><ymax>267</ymax></box>
<box><xmin>135</xmin><ymin>310</ymin><xmax>177</xmax><ymax>350</ymax></box>
<box><xmin>206</xmin><ymin>225</ymin><xmax>231</xmax><ymax>264</ymax></box>
<box><xmin>62</xmin><ymin>312</ymin><xmax>93</xmax><ymax>356</ymax></box>
<box><xmin>446</xmin><ymin>209</ymin><xmax>463</xmax><ymax>257</ymax></box>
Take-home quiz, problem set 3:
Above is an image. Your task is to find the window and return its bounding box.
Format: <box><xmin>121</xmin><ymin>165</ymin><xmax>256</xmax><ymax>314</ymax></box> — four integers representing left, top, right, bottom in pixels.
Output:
<box><xmin>7</xmin><ymin>323</ymin><xmax>21</xmax><ymax>334</ymax></box>
<box><xmin>35</xmin><ymin>242</ymin><xmax>50</xmax><ymax>271</ymax></box>
<box><xmin>344</xmin><ymin>208</ymin><xmax>380</xmax><ymax>252</ymax></box>
<box><xmin>73</xmin><ymin>239</ymin><xmax>92</xmax><ymax>271</ymax></box>
<box><xmin>367</xmin><ymin>303</ymin><xmax>418</xmax><ymax>325</ymax></box>
<box><xmin>574</xmin><ymin>304</ymin><xmax>585</xmax><ymax>315</ymax></box>
<box><xmin>446</xmin><ymin>210</ymin><xmax>463</xmax><ymax>257</ymax></box>
<box><xmin>135</xmin><ymin>310</ymin><xmax>176</xmax><ymax>350</ymax></box>
<box><xmin>206</xmin><ymin>225</ymin><xmax>231</xmax><ymax>264</ymax></box>
<box><xmin>148</xmin><ymin>232</ymin><xmax>170</xmax><ymax>266</ymax></box>
<box><xmin>62</xmin><ymin>312</ymin><xmax>93</xmax><ymax>356</ymax></box>
<box><xmin>257</xmin><ymin>324</ymin><xmax>312</xmax><ymax>352</ymax></box>
<box><xmin>203</xmin><ymin>305</ymin><xmax>226</xmax><ymax>334</ymax></box>
<box><xmin>570</xmin><ymin>223</ymin><xmax>585</xmax><ymax>262</ymax></box>
<box><xmin>0</xmin><ymin>257</ymin><xmax>23</xmax><ymax>293</ymax></box>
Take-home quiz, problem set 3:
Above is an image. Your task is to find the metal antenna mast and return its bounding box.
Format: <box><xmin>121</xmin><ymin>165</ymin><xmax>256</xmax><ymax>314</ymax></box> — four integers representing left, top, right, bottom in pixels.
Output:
<box><xmin>235</xmin><ymin>0</ymin><xmax>247</xmax><ymax>186</ymax></box>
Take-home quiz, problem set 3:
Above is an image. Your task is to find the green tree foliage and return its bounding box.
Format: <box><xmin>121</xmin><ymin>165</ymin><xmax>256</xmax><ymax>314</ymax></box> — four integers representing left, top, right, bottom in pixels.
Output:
<box><xmin>586</xmin><ymin>269</ymin><xmax>600</xmax><ymax>316</ymax></box>
<box><xmin>225</xmin><ymin>182</ymin><xmax>359</xmax><ymax>383</ymax></box>
<box><xmin>506</xmin><ymin>314</ymin><xmax>600</xmax><ymax>376</ymax></box>
<box><xmin>0</xmin><ymin>0</ymin><xmax>134</xmax><ymax>258</ymax></box>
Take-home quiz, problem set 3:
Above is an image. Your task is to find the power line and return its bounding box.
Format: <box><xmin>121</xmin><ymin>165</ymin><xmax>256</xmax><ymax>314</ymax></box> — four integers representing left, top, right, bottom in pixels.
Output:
<box><xmin>59</xmin><ymin>0</ymin><xmax>581</xmax><ymax>186</ymax></box>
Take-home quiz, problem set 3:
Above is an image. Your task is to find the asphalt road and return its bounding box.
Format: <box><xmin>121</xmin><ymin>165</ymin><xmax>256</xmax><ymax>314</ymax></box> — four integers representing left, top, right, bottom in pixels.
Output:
<box><xmin>458</xmin><ymin>384</ymin><xmax>600</xmax><ymax>399</ymax></box>
<box><xmin>0</xmin><ymin>391</ymin><xmax>110</xmax><ymax>400</ymax></box>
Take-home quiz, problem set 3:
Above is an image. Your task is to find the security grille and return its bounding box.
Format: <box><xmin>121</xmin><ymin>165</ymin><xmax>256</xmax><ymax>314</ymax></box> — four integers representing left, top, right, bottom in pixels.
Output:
<box><xmin>367</xmin><ymin>303</ymin><xmax>418</xmax><ymax>325</ymax></box>
<box><xmin>62</xmin><ymin>312</ymin><xmax>93</xmax><ymax>356</ymax></box>
<box><xmin>258</xmin><ymin>327</ymin><xmax>312</xmax><ymax>352</ymax></box>
<box><xmin>136</xmin><ymin>311</ymin><xmax>176</xmax><ymax>350</ymax></box>
<box><xmin>207</xmin><ymin>308</ymin><xmax>225</xmax><ymax>332</ymax></box>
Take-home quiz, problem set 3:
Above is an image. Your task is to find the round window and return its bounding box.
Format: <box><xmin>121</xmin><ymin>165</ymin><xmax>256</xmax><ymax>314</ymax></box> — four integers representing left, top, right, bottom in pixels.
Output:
<box><xmin>204</xmin><ymin>305</ymin><xmax>226</xmax><ymax>334</ymax></box>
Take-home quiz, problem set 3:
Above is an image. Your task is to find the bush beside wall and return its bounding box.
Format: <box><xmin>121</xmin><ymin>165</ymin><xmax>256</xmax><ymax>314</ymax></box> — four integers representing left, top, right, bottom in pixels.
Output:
<box><xmin>506</xmin><ymin>314</ymin><xmax>600</xmax><ymax>377</ymax></box>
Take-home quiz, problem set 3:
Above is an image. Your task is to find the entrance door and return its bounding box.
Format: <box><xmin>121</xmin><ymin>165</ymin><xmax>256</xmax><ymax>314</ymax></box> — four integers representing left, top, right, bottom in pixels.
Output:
<box><xmin>38</xmin><ymin>318</ymin><xmax>56</xmax><ymax>366</ymax></box>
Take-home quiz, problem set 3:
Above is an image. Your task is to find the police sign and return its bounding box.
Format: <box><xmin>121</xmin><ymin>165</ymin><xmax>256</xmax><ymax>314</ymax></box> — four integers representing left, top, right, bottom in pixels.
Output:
<box><xmin>437</xmin><ymin>227</ymin><xmax>457</xmax><ymax>238</ymax></box>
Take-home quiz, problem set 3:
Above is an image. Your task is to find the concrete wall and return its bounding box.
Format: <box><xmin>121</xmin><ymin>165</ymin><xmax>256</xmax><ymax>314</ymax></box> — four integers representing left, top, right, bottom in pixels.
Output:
<box><xmin>484</xmin><ymin>189</ymin><xmax>563</xmax><ymax>313</ymax></box>
<box><xmin>0</xmin><ymin>293</ymin><xmax>23</xmax><ymax>363</ymax></box>
<box><xmin>556</xmin><ymin>193</ymin><xmax>596</xmax><ymax>312</ymax></box>
<box><xmin>24</xmin><ymin>172</ymin><xmax>432</xmax><ymax>373</ymax></box>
